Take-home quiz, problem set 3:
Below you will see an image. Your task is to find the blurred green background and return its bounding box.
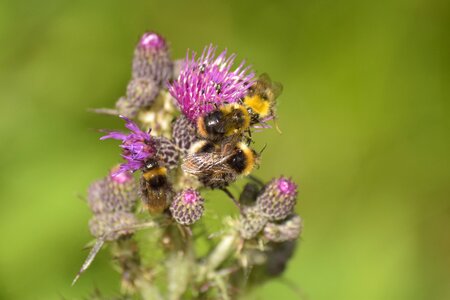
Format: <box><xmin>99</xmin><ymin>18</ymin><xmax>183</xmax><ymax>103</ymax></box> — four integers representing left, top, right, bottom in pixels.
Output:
<box><xmin>0</xmin><ymin>0</ymin><xmax>449</xmax><ymax>299</ymax></box>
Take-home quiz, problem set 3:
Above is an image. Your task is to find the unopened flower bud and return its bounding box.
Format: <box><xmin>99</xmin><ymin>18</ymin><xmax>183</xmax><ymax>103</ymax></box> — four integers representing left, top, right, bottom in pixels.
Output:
<box><xmin>257</xmin><ymin>177</ymin><xmax>298</xmax><ymax>221</ymax></box>
<box><xmin>169</xmin><ymin>189</ymin><xmax>204</xmax><ymax>225</ymax></box>
<box><xmin>115</xmin><ymin>77</ymin><xmax>159</xmax><ymax>118</ymax></box>
<box><xmin>89</xmin><ymin>212</ymin><xmax>137</xmax><ymax>241</ymax></box>
<box><xmin>263</xmin><ymin>214</ymin><xmax>303</xmax><ymax>243</ymax></box>
<box><xmin>171</xmin><ymin>115</ymin><xmax>198</xmax><ymax>156</ymax></box>
<box><xmin>132</xmin><ymin>32</ymin><xmax>173</xmax><ymax>85</ymax></box>
<box><xmin>87</xmin><ymin>168</ymin><xmax>138</xmax><ymax>214</ymax></box>
<box><xmin>154</xmin><ymin>136</ymin><xmax>180</xmax><ymax>169</ymax></box>
<box><xmin>239</xmin><ymin>205</ymin><xmax>268</xmax><ymax>240</ymax></box>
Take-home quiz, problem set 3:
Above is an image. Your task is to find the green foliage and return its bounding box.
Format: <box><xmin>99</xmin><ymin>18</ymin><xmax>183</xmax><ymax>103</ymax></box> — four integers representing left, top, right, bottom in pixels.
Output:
<box><xmin>0</xmin><ymin>0</ymin><xmax>449</xmax><ymax>299</ymax></box>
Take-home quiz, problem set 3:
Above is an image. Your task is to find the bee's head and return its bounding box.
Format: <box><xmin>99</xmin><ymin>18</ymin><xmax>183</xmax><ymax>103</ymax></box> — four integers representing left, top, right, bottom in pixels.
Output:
<box><xmin>143</xmin><ymin>159</ymin><xmax>158</xmax><ymax>171</ymax></box>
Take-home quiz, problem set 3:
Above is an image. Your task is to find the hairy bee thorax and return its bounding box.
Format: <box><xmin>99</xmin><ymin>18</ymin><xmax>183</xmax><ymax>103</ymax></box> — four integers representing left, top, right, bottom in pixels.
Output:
<box><xmin>243</xmin><ymin>94</ymin><xmax>271</xmax><ymax>121</ymax></box>
<box><xmin>196</xmin><ymin>103</ymin><xmax>250</xmax><ymax>142</ymax></box>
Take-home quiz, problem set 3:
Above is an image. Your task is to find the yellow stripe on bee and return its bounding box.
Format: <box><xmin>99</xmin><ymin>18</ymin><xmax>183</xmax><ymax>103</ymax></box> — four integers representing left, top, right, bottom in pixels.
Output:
<box><xmin>196</xmin><ymin>117</ymin><xmax>208</xmax><ymax>138</ymax></box>
<box><xmin>244</xmin><ymin>95</ymin><xmax>270</xmax><ymax>118</ymax></box>
<box><xmin>143</xmin><ymin>167</ymin><xmax>167</xmax><ymax>180</ymax></box>
<box><xmin>237</xmin><ymin>142</ymin><xmax>256</xmax><ymax>175</ymax></box>
<box><xmin>225</xmin><ymin>104</ymin><xmax>250</xmax><ymax>136</ymax></box>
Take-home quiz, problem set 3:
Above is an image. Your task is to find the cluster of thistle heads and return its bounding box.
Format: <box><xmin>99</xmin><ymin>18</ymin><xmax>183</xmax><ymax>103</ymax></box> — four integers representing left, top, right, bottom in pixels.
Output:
<box><xmin>82</xmin><ymin>32</ymin><xmax>303</xmax><ymax>287</ymax></box>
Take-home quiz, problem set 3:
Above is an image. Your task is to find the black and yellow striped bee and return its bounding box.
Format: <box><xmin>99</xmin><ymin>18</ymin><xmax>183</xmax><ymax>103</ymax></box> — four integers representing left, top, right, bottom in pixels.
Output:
<box><xmin>195</xmin><ymin>74</ymin><xmax>282</xmax><ymax>143</ymax></box>
<box><xmin>182</xmin><ymin>140</ymin><xmax>258</xmax><ymax>189</ymax></box>
<box><xmin>140</xmin><ymin>158</ymin><xmax>173</xmax><ymax>213</ymax></box>
<box><xmin>196</xmin><ymin>103</ymin><xmax>251</xmax><ymax>143</ymax></box>
<box><xmin>243</xmin><ymin>73</ymin><xmax>283</xmax><ymax>125</ymax></box>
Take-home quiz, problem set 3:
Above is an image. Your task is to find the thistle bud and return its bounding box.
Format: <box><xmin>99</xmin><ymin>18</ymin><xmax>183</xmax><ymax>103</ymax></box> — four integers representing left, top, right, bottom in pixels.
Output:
<box><xmin>89</xmin><ymin>212</ymin><xmax>137</xmax><ymax>241</ymax></box>
<box><xmin>115</xmin><ymin>78</ymin><xmax>159</xmax><ymax>118</ymax></box>
<box><xmin>154</xmin><ymin>136</ymin><xmax>180</xmax><ymax>169</ymax></box>
<box><xmin>263</xmin><ymin>214</ymin><xmax>303</xmax><ymax>243</ymax></box>
<box><xmin>239</xmin><ymin>205</ymin><xmax>268</xmax><ymax>240</ymax></box>
<box><xmin>257</xmin><ymin>177</ymin><xmax>298</xmax><ymax>221</ymax></box>
<box><xmin>87</xmin><ymin>168</ymin><xmax>138</xmax><ymax>214</ymax></box>
<box><xmin>132</xmin><ymin>32</ymin><xmax>173</xmax><ymax>85</ymax></box>
<box><xmin>171</xmin><ymin>115</ymin><xmax>198</xmax><ymax>156</ymax></box>
<box><xmin>169</xmin><ymin>189</ymin><xmax>204</xmax><ymax>225</ymax></box>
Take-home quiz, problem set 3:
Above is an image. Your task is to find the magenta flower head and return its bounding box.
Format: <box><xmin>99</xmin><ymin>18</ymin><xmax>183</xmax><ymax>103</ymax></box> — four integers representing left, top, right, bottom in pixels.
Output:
<box><xmin>100</xmin><ymin>116</ymin><xmax>156</xmax><ymax>175</ymax></box>
<box><xmin>169</xmin><ymin>188</ymin><xmax>205</xmax><ymax>225</ymax></box>
<box><xmin>132</xmin><ymin>32</ymin><xmax>173</xmax><ymax>85</ymax></box>
<box><xmin>168</xmin><ymin>45</ymin><xmax>255</xmax><ymax>123</ymax></box>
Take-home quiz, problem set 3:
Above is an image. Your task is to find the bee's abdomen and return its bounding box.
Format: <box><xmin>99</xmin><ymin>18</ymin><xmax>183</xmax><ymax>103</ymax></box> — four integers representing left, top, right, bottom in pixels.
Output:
<box><xmin>148</xmin><ymin>175</ymin><xmax>167</xmax><ymax>189</ymax></box>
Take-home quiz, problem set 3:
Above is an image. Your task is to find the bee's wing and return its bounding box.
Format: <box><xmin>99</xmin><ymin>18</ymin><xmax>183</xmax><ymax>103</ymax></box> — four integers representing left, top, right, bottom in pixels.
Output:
<box><xmin>258</xmin><ymin>73</ymin><xmax>272</xmax><ymax>84</ymax></box>
<box><xmin>258</xmin><ymin>73</ymin><xmax>283</xmax><ymax>99</ymax></box>
<box><xmin>182</xmin><ymin>152</ymin><xmax>234</xmax><ymax>175</ymax></box>
<box><xmin>271</xmin><ymin>81</ymin><xmax>283</xmax><ymax>98</ymax></box>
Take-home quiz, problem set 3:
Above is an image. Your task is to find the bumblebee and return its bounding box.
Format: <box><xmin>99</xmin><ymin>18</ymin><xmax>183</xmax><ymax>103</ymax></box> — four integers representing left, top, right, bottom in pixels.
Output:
<box><xmin>196</xmin><ymin>103</ymin><xmax>251</xmax><ymax>142</ymax></box>
<box><xmin>140</xmin><ymin>158</ymin><xmax>173</xmax><ymax>213</ymax></box>
<box><xmin>182</xmin><ymin>140</ymin><xmax>258</xmax><ymax>189</ymax></box>
<box><xmin>243</xmin><ymin>73</ymin><xmax>283</xmax><ymax>124</ymax></box>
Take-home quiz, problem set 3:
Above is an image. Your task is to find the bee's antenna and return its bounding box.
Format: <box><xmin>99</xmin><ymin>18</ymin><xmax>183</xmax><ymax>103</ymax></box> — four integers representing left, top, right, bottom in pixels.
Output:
<box><xmin>259</xmin><ymin>143</ymin><xmax>268</xmax><ymax>156</ymax></box>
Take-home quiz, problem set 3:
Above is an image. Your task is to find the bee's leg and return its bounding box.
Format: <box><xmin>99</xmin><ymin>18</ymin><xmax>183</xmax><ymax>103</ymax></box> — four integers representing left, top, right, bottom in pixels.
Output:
<box><xmin>248</xmin><ymin>175</ymin><xmax>265</xmax><ymax>187</ymax></box>
<box><xmin>273</xmin><ymin>117</ymin><xmax>283</xmax><ymax>134</ymax></box>
<box><xmin>220</xmin><ymin>187</ymin><xmax>241</xmax><ymax>209</ymax></box>
<box><xmin>244</xmin><ymin>129</ymin><xmax>253</xmax><ymax>145</ymax></box>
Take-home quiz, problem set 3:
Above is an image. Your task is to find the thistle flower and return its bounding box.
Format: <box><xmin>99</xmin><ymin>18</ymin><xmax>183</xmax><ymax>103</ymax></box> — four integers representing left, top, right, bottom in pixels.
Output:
<box><xmin>263</xmin><ymin>214</ymin><xmax>303</xmax><ymax>243</ymax></box>
<box><xmin>239</xmin><ymin>205</ymin><xmax>268</xmax><ymax>240</ymax></box>
<box><xmin>77</xmin><ymin>32</ymin><xmax>304</xmax><ymax>298</ymax></box>
<box><xmin>87</xmin><ymin>167</ymin><xmax>138</xmax><ymax>214</ymax></box>
<box><xmin>132</xmin><ymin>32</ymin><xmax>173</xmax><ymax>85</ymax></box>
<box><xmin>257</xmin><ymin>177</ymin><xmax>298</xmax><ymax>221</ymax></box>
<box><xmin>100</xmin><ymin>116</ymin><xmax>156</xmax><ymax>175</ymax></box>
<box><xmin>89</xmin><ymin>212</ymin><xmax>137</xmax><ymax>241</ymax></box>
<box><xmin>168</xmin><ymin>45</ymin><xmax>255</xmax><ymax>123</ymax></box>
<box><xmin>169</xmin><ymin>189</ymin><xmax>204</xmax><ymax>225</ymax></box>
<box><xmin>171</xmin><ymin>115</ymin><xmax>198</xmax><ymax>156</ymax></box>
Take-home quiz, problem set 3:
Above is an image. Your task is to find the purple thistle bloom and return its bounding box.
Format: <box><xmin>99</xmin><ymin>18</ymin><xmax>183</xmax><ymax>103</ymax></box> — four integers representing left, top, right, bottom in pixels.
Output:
<box><xmin>100</xmin><ymin>116</ymin><xmax>156</xmax><ymax>175</ymax></box>
<box><xmin>168</xmin><ymin>44</ymin><xmax>255</xmax><ymax>123</ymax></box>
